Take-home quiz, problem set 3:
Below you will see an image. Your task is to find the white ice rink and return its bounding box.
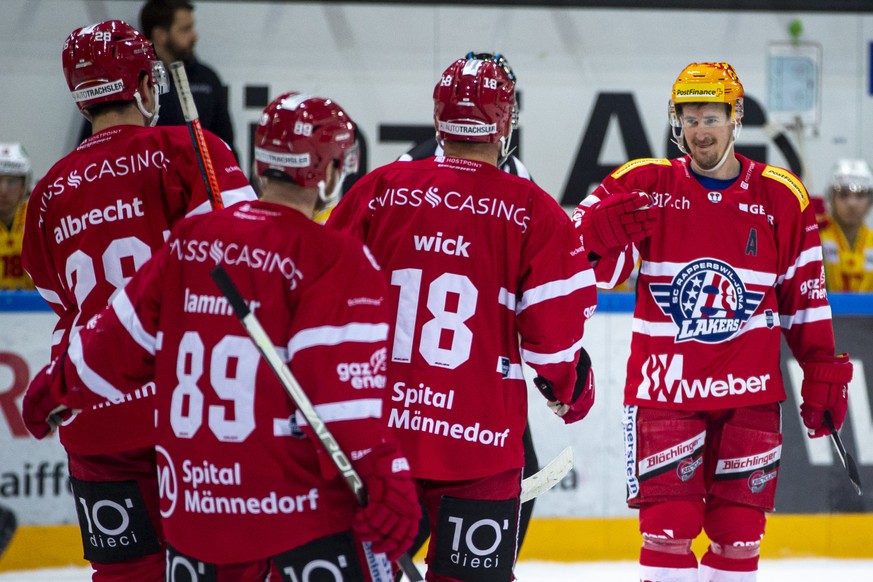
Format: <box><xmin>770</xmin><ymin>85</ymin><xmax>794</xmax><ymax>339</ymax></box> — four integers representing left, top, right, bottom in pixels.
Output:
<box><xmin>1</xmin><ymin>560</ymin><xmax>872</xmax><ymax>581</ymax></box>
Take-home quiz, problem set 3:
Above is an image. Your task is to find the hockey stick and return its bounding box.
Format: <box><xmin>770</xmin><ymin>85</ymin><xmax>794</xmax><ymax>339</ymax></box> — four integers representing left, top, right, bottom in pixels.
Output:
<box><xmin>169</xmin><ymin>61</ymin><xmax>224</xmax><ymax>210</ymax></box>
<box><xmin>210</xmin><ymin>265</ymin><xmax>423</xmax><ymax>581</ymax></box>
<box><xmin>824</xmin><ymin>411</ymin><xmax>863</xmax><ymax>496</ymax></box>
<box><xmin>521</xmin><ymin>446</ymin><xmax>573</xmax><ymax>503</ymax></box>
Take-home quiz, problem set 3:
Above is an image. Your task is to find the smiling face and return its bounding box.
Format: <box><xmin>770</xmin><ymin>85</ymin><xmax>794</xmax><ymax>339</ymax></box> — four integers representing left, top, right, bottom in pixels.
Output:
<box><xmin>679</xmin><ymin>102</ymin><xmax>735</xmax><ymax>174</ymax></box>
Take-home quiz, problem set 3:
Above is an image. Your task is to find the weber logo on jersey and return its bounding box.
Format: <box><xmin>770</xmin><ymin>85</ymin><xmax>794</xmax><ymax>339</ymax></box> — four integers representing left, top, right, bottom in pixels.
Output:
<box><xmin>636</xmin><ymin>354</ymin><xmax>772</xmax><ymax>404</ymax></box>
<box><xmin>650</xmin><ymin>259</ymin><xmax>764</xmax><ymax>343</ymax></box>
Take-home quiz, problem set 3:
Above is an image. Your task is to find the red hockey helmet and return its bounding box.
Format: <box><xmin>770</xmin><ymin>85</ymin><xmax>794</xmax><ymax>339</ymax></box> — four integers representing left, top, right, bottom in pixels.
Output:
<box><xmin>433</xmin><ymin>57</ymin><xmax>516</xmax><ymax>146</ymax></box>
<box><xmin>254</xmin><ymin>93</ymin><xmax>358</xmax><ymax>194</ymax></box>
<box><xmin>62</xmin><ymin>20</ymin><xmax>168</xmax><ymax>114</ymax></box>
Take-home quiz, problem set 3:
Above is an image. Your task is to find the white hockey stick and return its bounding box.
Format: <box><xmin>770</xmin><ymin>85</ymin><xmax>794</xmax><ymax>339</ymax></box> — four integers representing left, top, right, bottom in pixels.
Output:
<box><xmin>521</xmin><ymin>446</ymin><xmax>573</xmax><ymax>503</ymax></box>
<box><xmin>210</xmin><ymin>265</ymin><xmax>423</xmax><ymax>581</ymax></box>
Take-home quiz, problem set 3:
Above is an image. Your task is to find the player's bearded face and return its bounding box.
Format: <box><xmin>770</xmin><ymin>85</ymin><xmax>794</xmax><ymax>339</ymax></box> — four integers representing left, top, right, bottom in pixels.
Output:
<box><xmin>681</xmin><ymin>103</ymin><xmax>733</xmax><ymax>171</ymax></box>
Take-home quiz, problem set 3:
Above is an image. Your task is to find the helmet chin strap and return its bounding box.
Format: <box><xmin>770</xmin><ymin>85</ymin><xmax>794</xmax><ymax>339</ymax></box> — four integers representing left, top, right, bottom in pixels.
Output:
<box><xmin>135</xmin><ymin>90</ymin><xmax>161</xmax><ymax>127</ymax></box>
<box><xmin>317</xmin><ymin>169</ymin><xmax>348</xmax><ymax>206</ymax></box>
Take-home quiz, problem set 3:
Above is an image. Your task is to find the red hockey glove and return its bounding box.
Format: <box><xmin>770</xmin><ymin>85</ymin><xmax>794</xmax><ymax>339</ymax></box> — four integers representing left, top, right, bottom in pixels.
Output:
<box><xmin>22</xmin><ymin>356</ymin><xmax>72</xmax><ymax>439</ymax></box>
<box><xmin>578</xmin><ymin>191</ymin><xmax>658</xmax><ymax>256</ymax></box>
<box><xmin>353</xmin><ymin>442</ymin><xmax>421</xmax><ymax>561</ymax></box>
<box><xmin>534</xmin><ymin>348</ymin><xmax>595</xmax><ymax>425</ymax></box>
<box><xmin>800</xmin><ymin>354</ymin><xmax>852</xmax><ymax>438</ymax></box>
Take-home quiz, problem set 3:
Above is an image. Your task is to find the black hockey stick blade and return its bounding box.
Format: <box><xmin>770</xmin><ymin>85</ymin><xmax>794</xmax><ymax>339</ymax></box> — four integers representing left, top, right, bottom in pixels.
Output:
<box><xmin>824</xmin><ymin>411</ymin><xmax>863</xmax><ymax>496</ymax></box>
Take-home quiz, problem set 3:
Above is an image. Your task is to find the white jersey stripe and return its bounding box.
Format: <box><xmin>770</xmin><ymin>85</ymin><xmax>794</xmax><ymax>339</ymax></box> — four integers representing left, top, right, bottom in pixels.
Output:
<box><xmin>294</xmin><ymin>398</ymin><xmax>383</xmax><ymax>426</ymax></box>
<box><xmin>185</xmin><ymin>185</ymin><xmax>258</xmax><ymax>218</ymax></box>
<box><xmin>287</xmin><ymin>322</ymin><xmax>389</xmax><ymax>361</ymax></box>
<box><xmin>69</xmin><ymin>331</ymin><xmax>126</xmax><ymax>402</ymax></box>
<box><xmin>517</xmin><ymin>269</ymin><xmax>595</xmax><ymax>314</ymax></box>
<box><xmin>632</xmin><ymin>309</ymin><xmax>786</xmax><ymax>338</ymax></box>
<box><xmin>35</xmin><ymin>286</ymin><xmax>61</xmax><ymax>307</ymax></box>
<box><xmin>498</xmin><ymin>287</ymin><xmax>517</xmax><ymax>311</ymax></box>
<box><xmin>777</xmin><ymin>246</ymin><xmax>823</xmax><ymax>285</ymax></box>
<box><xmin>522</xmin><ymin>335</ymin><xmax>585</xmax><ymax>365</ymax></box>
<box><xmin>780</xmin><ymin>305</ymin><xmax>833</xmax><ymax>329</ymax></box>
<box><xmin>597</xmin><ymin>246</ymin><xmax>632</xmax><ymax>290</ymax></box>
<box><xmin>112</xmin><ymin>290</ymin><xmax>157</xmax><ymax>356</ymax></box>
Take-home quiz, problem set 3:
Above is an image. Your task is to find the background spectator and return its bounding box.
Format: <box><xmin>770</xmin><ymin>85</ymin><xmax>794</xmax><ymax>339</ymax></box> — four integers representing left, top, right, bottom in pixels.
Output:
<box><xmin>0</xmin><ymin>142</ymin><xmax>34</xmax><ymax>290</ymax></box>
<box><xmin>820</xmin><ymin>159</ymin><xmax>873</xmax><ymax>291</ymax></box>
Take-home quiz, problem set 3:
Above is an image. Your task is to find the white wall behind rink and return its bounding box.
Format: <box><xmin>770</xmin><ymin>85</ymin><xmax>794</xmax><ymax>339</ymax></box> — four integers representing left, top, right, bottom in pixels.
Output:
<box><xmin>0</xmin><ymin>308</ymin><xmax>643</xmax><ymax>524</ymax></box>
<box><xmin>2</xmin><ymin>1</ymin><xmax>873</xmax><ymax>207</ymax></box>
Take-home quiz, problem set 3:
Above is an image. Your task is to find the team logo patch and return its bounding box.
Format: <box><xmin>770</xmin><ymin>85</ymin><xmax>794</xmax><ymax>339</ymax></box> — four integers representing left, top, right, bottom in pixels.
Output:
<box><xmin>650</xmin><ymin>259</ymin><xmax>764</xmax><ymax>343</ymax></box>
<box><xmin>677</xmin><ymin>456</ymin><xmax>703</xmax><ymax>482</ymax></box>
<box><xmin>748</xmin><ymin>469</ymin><xmax>778</xmax><ymax>493</ymax></box>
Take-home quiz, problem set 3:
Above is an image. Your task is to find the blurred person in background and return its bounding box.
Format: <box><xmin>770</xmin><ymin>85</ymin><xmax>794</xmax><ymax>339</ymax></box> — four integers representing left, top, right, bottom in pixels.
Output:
<box><xmin>77</xmin><ymin>0</ymin><xmax>238</xmax><ymax>159</ymax></box>
<box><xmin>0</xmin><ymin>143</ymin><xmax>34</xmax><ymax>290</ymax></box>
<box><xmin>819</xmin><ymin>158</ymin><xmax>873</xmax><ymax>291</ymax></box>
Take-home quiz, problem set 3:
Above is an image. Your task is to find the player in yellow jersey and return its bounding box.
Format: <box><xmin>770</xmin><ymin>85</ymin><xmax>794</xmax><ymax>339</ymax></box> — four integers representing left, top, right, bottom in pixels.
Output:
<box><xmin>819</xmin><ymin>159</ymin><xmax>873</xmax><ymax>291</ymax></box>
<box><xmin>0</xmin><ymin>143</ymin><xmax>34</xmax><ymax>290</ymax></box>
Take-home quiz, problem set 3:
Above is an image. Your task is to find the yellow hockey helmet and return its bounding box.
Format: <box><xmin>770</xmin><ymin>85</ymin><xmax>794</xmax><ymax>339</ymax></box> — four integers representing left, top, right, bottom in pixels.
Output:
<box><xmin>669</xmin><ymin>62</ymin><xmax>744</xmax><ymax>128</ymax></box>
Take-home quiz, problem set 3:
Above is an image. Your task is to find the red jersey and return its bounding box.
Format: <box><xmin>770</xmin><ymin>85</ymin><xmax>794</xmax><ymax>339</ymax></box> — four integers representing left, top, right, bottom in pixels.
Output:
<box><xmin>575</xmin><ymin>155</ymin><xmax>835</xmax><ymax>411</ymax></box>
<box><xmin>65</xmin><ymin>201</ymin><xmax>394</xmax><ymax>563</ymax></box>
<box><xmin>328</xmin><ymin>156</ymin><xmax>597</xmax><ymax>481</ymax></box>
<box><xmin>23</xmin><ymin>124</ymin><xmax>256</xmax><ymax>454</ymax></box>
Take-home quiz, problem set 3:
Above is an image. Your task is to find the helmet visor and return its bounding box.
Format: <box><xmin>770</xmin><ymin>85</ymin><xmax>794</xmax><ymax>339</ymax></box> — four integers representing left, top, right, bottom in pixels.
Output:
<box><xmin>152</xmin><ymin>60</ymin><xmax>169</xmax><ymax>95</ymax></box>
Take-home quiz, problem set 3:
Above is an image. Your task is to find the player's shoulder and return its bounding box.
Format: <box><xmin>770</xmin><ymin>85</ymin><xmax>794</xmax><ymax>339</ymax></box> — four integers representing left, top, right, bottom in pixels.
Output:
<box><xmin>607</xmin><ymin>157</ymin><xmax>673</xmax><ymax>180</ymax></box>
<box><xmin>751</xmin><ymin>157</ymin><xmax>810</xmax><ymax>212</ymax></box>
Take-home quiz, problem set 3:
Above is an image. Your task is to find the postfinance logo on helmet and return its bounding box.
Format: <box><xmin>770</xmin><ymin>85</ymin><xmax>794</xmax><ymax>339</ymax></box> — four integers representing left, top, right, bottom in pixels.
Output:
<box><xmin>670</xmin><ymin>62</ymin><xmax>744</xmax><ymax>125</ymax></box>
<box><xmin>669</xmin><ymin>62</ymin><xmax>745</xmax><ymax>159</ymax></box>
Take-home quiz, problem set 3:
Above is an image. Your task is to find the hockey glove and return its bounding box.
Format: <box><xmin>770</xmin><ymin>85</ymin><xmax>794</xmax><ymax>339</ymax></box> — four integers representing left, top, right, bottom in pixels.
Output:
<box><xmin>534</xmin><ymin>348</ymin><xmax>595</xmax><ymax>425</ymax></box>
<box><xmin>22</xmin><ymin>356</ymin><xmax>73</xmax><ymax>439</ymax></box>
<box><xmin>800</xmin><ymin>354</ymin><xmax>852</xmax><ymax>438</ymax></box>
<box><xmin>578</xmin><ymin>191</ymin><xmax>658</xmax><ymax>257</ymax></box>
<box><xmin>353</xmin><ymin>442</ymin><xmax>421</xmax><ymax>561</ymax></box>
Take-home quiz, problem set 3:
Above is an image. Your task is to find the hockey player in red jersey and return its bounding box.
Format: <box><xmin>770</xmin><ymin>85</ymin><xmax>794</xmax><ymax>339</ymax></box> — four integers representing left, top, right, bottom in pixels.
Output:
<box><xmin>20</xmin><ymin>20</ymin><xmax>256</xmax><ymax>580</ymax></box>
<box><xmin>574</xmin><ymin>62</ymin><xmax>853</xmax><ymax>582</ymax></box>
<box><xmin>23</xmin><ymin>92</ymin><xmax>420</xmax><ymax>580</ymax></box>
<box><xmin>328</xmin><ymin>56</ymin><xmax>598</xmax><ymax>581</ymax></box>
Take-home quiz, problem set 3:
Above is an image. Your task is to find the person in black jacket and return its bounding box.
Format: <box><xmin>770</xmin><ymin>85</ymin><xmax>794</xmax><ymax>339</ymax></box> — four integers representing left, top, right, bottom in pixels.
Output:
<box><xmin>77</xmin><ymin>0</ymin><xmax>237</xmax><ymax>159</ymax></box>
